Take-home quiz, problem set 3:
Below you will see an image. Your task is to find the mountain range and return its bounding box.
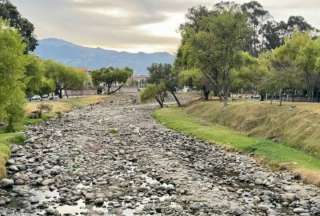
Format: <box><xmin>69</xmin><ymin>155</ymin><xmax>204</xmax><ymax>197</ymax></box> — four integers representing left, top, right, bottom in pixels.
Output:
<box><xmin>35</xmin><ymin>38</ymin><xmax>175</xmax><ymax>75</ymax></box>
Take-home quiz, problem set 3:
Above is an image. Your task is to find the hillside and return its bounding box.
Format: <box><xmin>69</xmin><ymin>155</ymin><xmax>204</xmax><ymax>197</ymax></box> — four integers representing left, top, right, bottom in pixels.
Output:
<box><xmin>35</xmin><ymin>38</ymin><xmax>175</xmax><ymax>74</ymax></box>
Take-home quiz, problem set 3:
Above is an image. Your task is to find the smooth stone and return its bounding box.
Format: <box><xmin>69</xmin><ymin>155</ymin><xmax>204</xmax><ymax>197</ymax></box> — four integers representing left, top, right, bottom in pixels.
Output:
<box><xmin>0</xmin><ymin>178</ymin><xmax>14</xmax><ymax>188</ymax></box>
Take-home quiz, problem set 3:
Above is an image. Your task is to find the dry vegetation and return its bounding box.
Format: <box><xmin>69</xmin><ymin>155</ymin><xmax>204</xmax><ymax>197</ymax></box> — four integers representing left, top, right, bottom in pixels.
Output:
<box><xmin>25</xmin><ymin>95</ymin><xmax>107</xmax><ymax>116</ymax></box>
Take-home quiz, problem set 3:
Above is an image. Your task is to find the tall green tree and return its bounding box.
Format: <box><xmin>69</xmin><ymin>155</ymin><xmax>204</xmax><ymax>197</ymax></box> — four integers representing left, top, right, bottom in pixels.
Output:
<box><xmin>241</xmin><ymin>1</ymin><xmax>270</xmax><ymax>56</ymax></box>
<box><xmin>0</xmin><ymin>0</ymin><xmax>37</xmax><ymax>52</ymax></box>
<box><xmin>295</xmin><ymin>35</ymin><xmax>320</xmax><ymax>101</ymax></box>
<box><xmin>188</xmin><ymin>10</ymin><xmax>251</xmax><ymax>105</ymax></box>
<box><xmin>0</xmin><ymin>21</ymin><xmax>26</xmax><ymax>131</ymax></box>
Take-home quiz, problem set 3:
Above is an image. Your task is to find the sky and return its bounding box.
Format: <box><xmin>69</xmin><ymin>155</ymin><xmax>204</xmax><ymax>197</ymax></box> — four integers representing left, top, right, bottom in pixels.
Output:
<box><xmin>10</xmin><ymin>0</ymin><xmax>320</xmax><ymax>53</ymax></box>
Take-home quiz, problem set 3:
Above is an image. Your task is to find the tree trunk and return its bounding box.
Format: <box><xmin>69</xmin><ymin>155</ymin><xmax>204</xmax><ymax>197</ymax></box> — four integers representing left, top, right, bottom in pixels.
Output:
<box><xmin>291</xmin><ymin>90</ymin><xmax>295</xmax><ymax>102</ymax></box>
<box><xmin>108</xmin><ymin>85</ymin><xmax>124</xmax><ymax>95</ymax></box>
<box><xmin>155</xmin><ymin>97</ymin><xmax>163</xmax><ymax>108</ymax></box>
<box><xmin>223</xmin><ymin>96</ymin><xmax>228</xmax><ymax>107</ymax></box>
<box><xmin>58</xmin><ymin>89</ymin><xmax>63</xmax><ymax>99</ymax></box>
<box><xmin>223</xmin><ymin>83</ymin><xmax>229</xmax><ymax>107</ymax></box>
<box><xmin>279</xmin><ymin>89</ymin><xmax>283</xmax><ymax>106</ymax></box>
<box><xmin>107</xmin><ymin>84</ymin><xmax>112</xmax><ymax>94</ymax></box>
<box><xmin>202</xmin><ymin>86</ymin><xmax>210</xmax><ymax>101</ymax></box>
<box><xmin>171</xmin><ymin>91</ymin><xmax>181</xmax><ymax>107</ymax></box>
<box><xmin>312</xmin><ymin>90</ymin><xmax>315</xmax><ymax>103</ymax></box>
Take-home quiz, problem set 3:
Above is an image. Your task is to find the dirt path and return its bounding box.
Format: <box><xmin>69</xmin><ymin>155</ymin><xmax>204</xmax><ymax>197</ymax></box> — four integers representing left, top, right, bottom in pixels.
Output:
<box><xmin>1</xmin><ymin>93</ymin><xmax>320</xmax><ymax>216</ymax></box>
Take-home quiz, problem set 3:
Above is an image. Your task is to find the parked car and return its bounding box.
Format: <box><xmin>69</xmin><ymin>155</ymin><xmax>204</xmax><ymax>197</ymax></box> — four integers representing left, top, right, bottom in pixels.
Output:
<box><xmin>42</xmin><ymin>94</ymin><xmax>49</xmax><ymax>99</ymax></box>
<box><xmin>49</xmin><ymin>95</ymin><xmax>59</xmax><ymax>101</ymax></box>
<box><xmin>30</xmin><ymin>95</ymin><xmax>41</xmax><ymax>101</ymax></box>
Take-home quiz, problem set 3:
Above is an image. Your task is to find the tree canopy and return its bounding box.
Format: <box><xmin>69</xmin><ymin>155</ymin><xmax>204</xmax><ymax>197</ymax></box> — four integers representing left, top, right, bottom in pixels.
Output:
<box><xmin>0</xmin><ymin>0</ymin><xmax>37</xmax><ymax>52</ymax></box>
<box><xmin>44</xmin><ymin>60</ymin><xmax>90</xmax><ymax>98</ymax></box>
<box><xmin>147</xmin><ymin>63</ymin><xmax>181</xmax><ymax>106</ymax></box>
<box><xmin>91</xmin><ymin>67</ymin><xmax>133</xmax><ymax>95</ymax></box>
<box><xmin>177</xmin><ymin>7</ymin><xmax>251</xmax><ymax>104</ymax></box>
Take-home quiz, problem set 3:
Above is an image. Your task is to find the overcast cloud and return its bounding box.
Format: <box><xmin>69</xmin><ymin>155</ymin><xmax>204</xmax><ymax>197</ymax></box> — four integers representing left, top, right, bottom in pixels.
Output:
<box><xmin>10</xmin><ymin>0</ymin><xmax>320</xmax><ymax>53</ymax></box>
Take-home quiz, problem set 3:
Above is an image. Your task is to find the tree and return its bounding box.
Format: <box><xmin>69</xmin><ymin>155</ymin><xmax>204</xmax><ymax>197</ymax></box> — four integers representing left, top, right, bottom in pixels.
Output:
<box><xmin>175</xmin><ymin>1</ymin><xmax>319</xmax><ymax>105</ymax></box>
<box><xmin>179</xmin><ymin>68</ymin><xmax>211</xmax><ymax>100</ymax></box>
<box><xmin>0</xmin><ymin>0</ymin><xmax>37</xmax><ymax>52</ymax></box>
<box><xmin>148</xmin><ymin>63</ymin><xmax>181</xmax><ymax>106</ymax></box>
<box><xmin>44</xmin><ymin>60</ymin><xmax>66</xmax><ymax>98</ymax></box>
<box><xmin>180</xmin><ymin>5</ymin><xmax>210</xmax><ymax>32</ymax></box>
<box><xmin>38</xmin><ymin>78</ymin><xmax>55</xmax><ymax>97</ymax></box>
<box><xmin>237</xmin><ymin>32</ymin><xmax>320</xmax><ymax>105</ymax></box>
<box><xmin>91</xmin><ymin>67</ymin><xmax>133</xmax><ymax>95</ymax></box>
<box><xmin>287</xmin><ymin>16</ymin><xmax>314</xmax><ymax>33</ymax></box>
<box><xmin>61</xmin><ymin>68</ymin><xmax>90</xmax><ymax>97</ymax></box>
<box><xmin>261</xmin><ymin>21</ymin><xmax>287</xmax><ymax>50</ymax></box>
<box><xmin>44</xmin><ymin>60</ymin><xmax>90</xmax><ymax>98</ymax></box>
<box><xmin>140</xmin><ymin>83</ymin><xmax>167</xmax><ymax>108</ymax></box>
<box><xmin>295</xmin><ymin>35</ymin><xmax>320</xmax><ymax>101</ymax></box>
<box><xmin>25</xmin><ymin>55</ymin><xmax>45</xmax><ymax>98</ymax></box>
<box><xmin>261</xmin><ymin>16</ymin><xmax>316</xmax><ymax>52</ymax></box>
<box><xmin>241</xmin><ymin>1</ymin><xmax>270</xmax><ymax>56</ymax></box>
<box><xmin>188</xmin><ymin>10</ymin><xmax>251</xmax><ymax>105</ymax></box>
<box><xmin>0</xmin><ymin>21</ymin><xmax>26</xmax><ymax>131</ymax></box>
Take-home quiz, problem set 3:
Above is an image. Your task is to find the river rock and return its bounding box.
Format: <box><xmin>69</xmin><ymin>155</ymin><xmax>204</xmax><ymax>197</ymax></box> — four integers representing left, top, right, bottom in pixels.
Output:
<box><xmin>0</xmin><ymin>178</ymin><xmax>14</xmax><ymax>188</ymax></box>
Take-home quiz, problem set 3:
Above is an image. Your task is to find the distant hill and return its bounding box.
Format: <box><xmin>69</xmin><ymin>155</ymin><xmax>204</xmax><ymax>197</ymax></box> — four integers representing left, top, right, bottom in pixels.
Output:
<box><xmin>35</xmin><ymin>38</ymin><xmax>175</xmax><ymax>74</ymax></box>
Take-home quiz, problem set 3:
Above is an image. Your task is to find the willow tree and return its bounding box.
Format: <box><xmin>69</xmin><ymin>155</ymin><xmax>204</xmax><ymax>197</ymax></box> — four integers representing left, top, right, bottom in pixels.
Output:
<box><xmin>0</xmin><ymin>21</ymin><xmax>26</xmax><ymax>131</ymax></box>
<box><xmin>44</xmin><ymin>60</ymin><xmax>90</xmax><ymax>98</ymax></box>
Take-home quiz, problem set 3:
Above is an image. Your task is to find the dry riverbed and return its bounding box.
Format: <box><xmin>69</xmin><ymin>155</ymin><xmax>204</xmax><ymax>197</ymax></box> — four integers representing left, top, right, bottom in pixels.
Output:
<box><xmin>0</xmin><ymin>93</ymin><xmax>320</xmax><ymax>215</ymax></box>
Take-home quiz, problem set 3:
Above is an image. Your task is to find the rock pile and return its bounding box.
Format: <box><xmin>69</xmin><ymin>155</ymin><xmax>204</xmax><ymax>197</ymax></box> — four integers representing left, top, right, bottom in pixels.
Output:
<box><xmin>0</xmin><ymin>93</ymin><xmax>319</xmax><ymax>215</ymax></box>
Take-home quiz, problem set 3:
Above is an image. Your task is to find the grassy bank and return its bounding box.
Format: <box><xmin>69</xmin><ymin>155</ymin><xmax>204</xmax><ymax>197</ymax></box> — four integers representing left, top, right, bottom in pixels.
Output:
<box><xmin>185</xmin><ymin>101</ymin><xmax>320</xmax><ymax>157</ymax></box>
<box><xmin>154</xmin><ymin>105</ymin><xmax>320</xmax><ymax>185</ymax></box>
<box><xmin>0</xmin><ymin>95</ymin><xmax>107</xmax><ymax>178</ymax></box>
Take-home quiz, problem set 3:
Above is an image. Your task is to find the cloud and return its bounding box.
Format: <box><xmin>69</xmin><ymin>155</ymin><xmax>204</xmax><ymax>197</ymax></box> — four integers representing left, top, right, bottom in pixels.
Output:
<box><xmin>10</xmin><ymin>0</ymin><xmax>320</xmax><ymax>53</ymax></box>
